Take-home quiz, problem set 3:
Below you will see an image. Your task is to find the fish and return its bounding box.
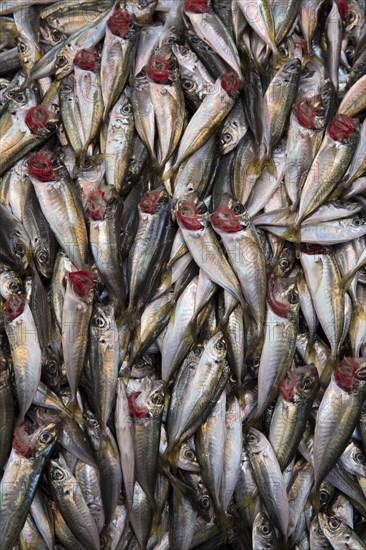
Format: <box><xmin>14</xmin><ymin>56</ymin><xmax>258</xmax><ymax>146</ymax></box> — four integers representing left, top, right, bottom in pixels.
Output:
<box><xmin>0</xmin><ymin>0</ymin><xmax>365</xmax><ymax>547</ymax></box>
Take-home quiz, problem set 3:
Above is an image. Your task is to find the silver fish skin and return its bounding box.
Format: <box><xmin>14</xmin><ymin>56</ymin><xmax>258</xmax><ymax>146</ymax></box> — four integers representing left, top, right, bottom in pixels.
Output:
<box><xmin>246</xmin><ymin>427</ymin><xmax>289</xmax><ymax>537</ymax></box>
<box><xmin>115</xmin><ymin>377</ymin><xmax>135</xmax><ymax>513</ymax></box>
<box><xmin>318</xmin><ymin>513</ymin><xmax>366</xmax><ymax>550</ymax></box>
<box><xmin>0</xmin><ymin>422</ymin><xmax>58</xmax><ymax>550</ymax></box>
<box><xmin>5</xmin><ymin>297</ymin><xmax>42</xmax><ymax>422</ymax></box>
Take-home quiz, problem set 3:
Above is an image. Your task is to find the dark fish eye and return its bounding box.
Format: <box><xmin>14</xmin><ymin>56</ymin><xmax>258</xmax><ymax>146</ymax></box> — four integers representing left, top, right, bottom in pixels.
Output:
<box><xmin>52</xmin><ymin>30</ymin><xmax>62</xmax><ymax>42</ymax></box>
<box><xmin>57</xmin><ymin>55</ymin><xmax>68</xmax><ymax>67</ymax></box>
<box><xmin>122</xmin><ymin>103</ymin><xmax>132</xmax><ymax>114</ymax></box>
<box><xmin>329</xmin><ymin>517</ymin><xmax>340</xmax><ymax>530</ymax></box>
<box><xmin>200</xmin><ymin>495</ymin><xmax>210</xmax><ymax>509</ymax></box>
<box><xmin>51</xmin><ymin>466</ymin><xmax>65</xmax><ymax>480</ymax></box>
<box><xmin>260</xmin><ymin>524</ymin><xmax>271</xmax><ymax>535</ymax></box>
<box><xmin>288</xmin><ymin>290</ymin><xmax>298</xmax><ymax>304</ymax></box>
<box><xmin>15</xmin><ymin>93</ymin><xmax>25</xmax><ymax>102</ymax></box>
<box><xmin>47</xmin><ymin>361</ymin><xmax>58</xmax><ymax>374</ymax></box>
<box><xmin>221</xmin><ymin>133</ymin><xmax>232</xmax><ymax>143</ymax></box>
<box><xmin>353</xmin><ymin>218</ymin><xmax>363</xmax><ymax>226</ymax></box>
<box><xmin>14</xmin><ymin>243</ymin><xmax>25</xmax><ymax>256</ymax></box>
<box><xmin>94</xmin><ymin>315</ymin><xmax>106</xmax><ymax>328</ymax></box>
<box><xmin>89</xmin><ymin>417</ymin><xmax>99</xmax><ymax>427</ymax></box>
<box><xmin>37</xmin><ymin>250</ymin><xmax>49</xmax><ymax>264</ymax></box>
<box><xmin>17</xmin><ymin>40</ymin><xmax>27</xmax><ymax>53</ymax></box>
<box><xmin>40</xmin><ymin>432</ymin><xmax>52</xmax><ymax>444</ymax></box>
<box><xmin>183</xmin><ymin>79</ymin><xmax>194</xmax><ymax>90</ymax></box>
<box><xmin>184</xmin><ymin>448</ymin><xmax>194</xmax><ymax>461</ymax></box>
<box><xmin>248</xmin><ymin>433</ymin><xmax>257</xmax><ymax>444</ymax></box>
<box><xmin>280</xmin><ymin>259</ymin><xmax>289</xmax><ymax>268</ymax></box>
<box><xmin>355</xmin><ymin>452</ymin><xmax>365</xmax><ymax>464</ymax></box>
<box><xmin>301</xmin><ymin>377</ymin><xmax>312</xmax><ymax>389</ymax></box>
<box><xmin>320</xmin><ymin>490</ymin><xmax>329</xmax><ymax>501</ymax></box>
<box><xmin>216</xmin><ymin>339</ymin><xmax>226</xmax><ymax>351</ymax></box>
<box><xmin>151</xmin><ymin>391</ymin><xmax>164</xmax><ymax>405</ymax></box>
<box><xmin>9</xmin><ymin>281</ymin><xmax>21</xmax><ymax>292</ymax></box>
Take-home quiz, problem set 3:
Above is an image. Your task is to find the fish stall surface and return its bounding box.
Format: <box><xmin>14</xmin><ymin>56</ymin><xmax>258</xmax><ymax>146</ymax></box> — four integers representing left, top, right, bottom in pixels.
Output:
<box><xmin>1</xmin><ymin>0</ymin><xmax>366</xmax><ymax>548</ymax></box>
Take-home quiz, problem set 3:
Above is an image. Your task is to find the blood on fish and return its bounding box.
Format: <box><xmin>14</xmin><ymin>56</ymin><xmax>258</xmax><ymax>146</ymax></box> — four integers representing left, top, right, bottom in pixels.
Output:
<box><xmin>5</xmin><ymin>294</ymin><xmax>26</xmax><ymax>322</ymax></box>
<box><xmin>12</xmin><ymin>424</ymin><xmax>35</xmax><ymax>458</ymax></box>
<box><xmin>147</xmin><ymin>54</ymin><xmax>170</xmax><ymax>84</ymax></box>
<box><xmin>27</xmin><ymin>153</ymin><xmax>56</xmax><ymax>182</ymax></box>
<box><xmin>301</xmin><ymin>244</ymin><xmax>327</xmax><ymax>255</ymax></box>
<box><xmin>336</xmin><ymin>0</ymin><xmax>348</xmax><ymax>18</ymax></box>
<box><xmin>25</xmin><ymin>105</ymin><xmax>50</xmax><ymax>133</ymax></box>
<box><xmin>177</xmin><ymin>201</ymin><xmax>202</xmax><ymax>230</ymax></box>
<box><xmin>68</xmin><ymin>271</ymin><xmax>94</xmax><ymax>298</ymax></box>
<box><xmin>328</xmin><ymin>115</ymin><xmax>356</xmax><ymax>143</ymax></box>
<box><xmin>86</xmin><ymin>190</ymin><xmax>106</xmax><ymax>221</ymax></box>
<box><xmin>107</xmin><ymin>9</ymin><xmax>131</xmax><ymax>37</ymax></box>
<box><xmin>184</xmin><ymin>0</ymin><xmax>209</xmax><ymax>13</ymax></box>
<box><xmin>210</xmin><ymin>206</ymin><xmax>241</xmax><ymax>232</ymax></box>
<box><xmin>221</xmin><ymin>71</ymin><xmax>241</xmax><ymax>95</ymax></box>
<box><xmin>140</xmin><ymin>191</ymin><xmax>160</xmax><ymax>214</ymax></box>
<box><xmin>128</xmin><ymin>393</ymin><xmax>149</xmax><ymax>418</ymax></box>
<box><xmin>74</xmin><ymin>49</ymin><xmax>98</xmax><ymax>71</ymax></box>
<box><xmin>335</xmin><ymin>357</ymin><xmax>359</xmax><ymax>391</ymax></box>
<box><xmin>293</xmin><ymin>99</ymin><xmax>317</xmax><ymax>130</ymax></box>
<box><xmin>267</xmin><ymin>280</ymin><xmax>290</xmax><ymax>318</ymax></box>
<box><xmin>280</xmin><ymin>371</ymin><xmax>297</xmax><ymax>401</ymax></box>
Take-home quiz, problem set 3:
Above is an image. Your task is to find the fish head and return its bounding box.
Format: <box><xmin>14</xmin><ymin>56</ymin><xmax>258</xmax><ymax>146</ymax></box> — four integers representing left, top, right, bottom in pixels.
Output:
<box><xmin>327</xmin><ymin>114</ymin><xmax>358</xmax><ymax>143</ymax></box>
<box><xmin>27</xmin><ymin>151</ymin><xmax>59</xmax><ymax>182</ymax></box>
<box><xmin>333</xmin><ymin>357</ymin><xmax>366</xmax><ymax>392</ymax></box>
<box><xmin>184</xmin><ymin>0</ymin><xmax>210</xmax><ymax>14</ymax></box>
<box><xmin>40</xmin><ymin>22</ymin><xmax>66</xmax><ymax>48</ymax></box>
<box><xmin>86</xmin><ymin>190</ymin><xmax>107</xmax><ymax>221</ymax></box>
<box><xmin>13</xmin><ymin>421</ymin><xmax>59</xmax><ymax>459</ymax></box>
<box><xmin>253</xmin><ymin>512</ymin><xmax>277</xmax><ymax>547</ymax></box>
<box><xmin>4</xmin><ymin>293</ymin><xmax>26</xmax><ymax>322</ymax></box>
<box><xmin>16</xmin><ymin>34</ymin><xmax>41</xmax><ymax>77</ymax></box>
<box><xmin>125</xmin><ymin>0</ymin><xmax>157</xmax><ymax>24</ymax></box>
<box><xmin>67</xmin><ymin>270</ymin><xmax>94</xmax><ymax>302</ymax></box>
<box><xmin>25</xmin><ymin>104</ymin><xmax>59</xmax><ymax>138</ymax></box>
<box><xmin>147</xmin><ymin>44</ymin><xmax>179</xmax><ymax>84</ymax></box>
<box><xmin>280</xmin><ymin>364</ymin><xmax>319</xmax><ymax>403</ymax></box>
<box><xmin>55</xmin><ymin>45</ymin><xmax>75</xmax><ymax>80</ymax></box>
<box><xmin>267</xmin><ymin>274</ymin><xmax>299</xmax><ymax>319</ymax></box>
<box><xmin>210</xmin><ymin>196</ymin><xmax>250</xmax><ymax>233</ymax></box>
<box><xmin>178</xmin><ymin>441</ymin><xmax>200</xmax><ymax>472</ymax></box>
<box><xmin>73</xmin><ymin>48</ymin><xmax>98</xmax><ymax>72</ymax></box>
<box><xmin>139</xmin><ymin>187</ymin><xmax>169</xmax><ymax>215</ymax></box>
<box><xmin>0</xmin><ymin>269</ymin><xmax>22</xmax><ymax>300</ymax></box>
<box><xmin>107</xmin><ymin>8</ymin><xmax>136</xmax><ymax>39</ymax></box>
<box><xmin>175</xmin><ymin>199</ymin><xmax>206</xmax><ymax>231</ymax></box>
<box><xmin>318</xmin><ymin>513</ymin><xmax>349</xmax><ymax>546</ymax></box>
<box><xmin>47</xmin><ymin>455</ymin><xmax>73</xmax><ymax>485</ymax></box>
<box><xmin>90</xmin><ymin>304</ymin><xmax>114</xmax><ymax>341</ymax></box>
<box><xmin>246</xmin><ymin>427</ymin><xmax>267</xmax><ymax>455</ymax></box>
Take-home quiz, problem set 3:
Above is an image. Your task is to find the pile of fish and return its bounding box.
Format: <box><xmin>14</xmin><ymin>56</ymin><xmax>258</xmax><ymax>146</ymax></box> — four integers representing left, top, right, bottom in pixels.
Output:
<box><xmin>1</xmin><ymin>0</ymin><xmax>366</xmax><ymax>548</ymax></box>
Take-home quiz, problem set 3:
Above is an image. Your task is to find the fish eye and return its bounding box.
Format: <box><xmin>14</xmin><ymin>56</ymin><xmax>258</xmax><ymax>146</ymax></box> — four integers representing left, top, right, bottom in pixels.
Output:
<box><xmin>200</xmin><ymin>495</ymin><xmax>210</xmax><ymax>509</ymax></box>
<box><xmin>221</xmin><ymin>133</ymin><xmax>232</xmax><ymax>143</ymax></box>
<box><xmin>248</xmin><ymin>433</ymin><xmax>258</xmax><ymax>444</ymax></box>
<box><xmin>9</xmin><ymin>280</ymin><xmax>21</xmax><ymax>293</ymax></box>
<box><xmin>37</xmin><ymin>250</ymin><xmax>49</xmax><ymax>265</ymax></box>
<box><xmin>40</xmin><ymin>431</ymin><xmax>53</xmax><ymax>444</ymax></box>
<box><xmin>288</xmin><ymin>290</ymin><xmax>298</xmax><ymax>304</ymax></box>
<box><xmin>329</xmin><ymin>517</ymin><xmax>341</xmax><ymax>530</ymax></box>
<box><xmin>260</xmin><ymin>524</ymin><xmax>271</xmax><ymax>536</ymax></box>
<box><xmin>301</xmin><ymin>377</ymin><xmax>312</xmax><ymax>389</ymax></box>
<box><xmin>121</xmin><ymin>103</ymin><xmax>132</xmax><ymax>114</ymax></box>
<box><xmin>216</xmin><ymin>339</ymin><xmax>226</xmax><ymax>351</ymax></box>
<box><xmin>183</xmin><ymin>79</ymin><xmax>195</xmax><ymax>90</ymax></box>
<box><xmin>17</xmin><ymin>40</ymin><xmax>27</xmax><ymax>53</ymax></box>
<box><xmin>51</xmin><ymin>466</ymin><xmax>65</xmax><ymax>480</ymax></box>
<box><xmin>169</xmin><ymin>59</ymin><xmax>177</xmax><ymax>70</ymax></box>
<box><xmin>151</xmin><ymin>391</ymin><xmax>164</xmax><ymax>405</ymax></box>
<box><xmin>89</xmin><ymin>417</ymin><xmax>99</xmax><ymax>427</ymax></box>
<box><xmin>15</xmin><ymin>93</ymin><xmax>25</xmax><ymax>102</ymax></box>
<box><xmin>352</xmin><ymin>218</ymin><xmax>363</xmax><ymax>226</ymax></box>
<box><xmin>14</xmin><ymin>243</ymin><xmax>26</xmax><ymax>257</ymax></box>
<box><xmin>56</xmin><ymin>55</ymin><xmax>68</xmax><ymax>67</ymax></box>
<box><xmin>280</xmin><ymin>258</ymin><xmax>289</xmax><ymax>269</ymax></box>
<box><xmin>52</xmin><ymin>30</ymin><xmax>62</xmax><ymax>42</ymax></box>
<box><xmin>47</xmin><ymin>360</ymin><xmax>58</xmax><ymax>374</ymax></box>
<box><xmin>184</xmin><ymin>448</ymin><xmax>195</xmax><ymax>461</ymax></box>
<box><xmin>61</xmin><ymin>84</ymin><xmax>72</xmax><ymax>93</ymax></box>
<box><xmin>320</xmin><ymin>490</ymin><xmax>329</xmax><ymax>502</ymax></box>
<box><xmin>94</xmin><ymin>315</ymin><xmax>106</xmax><ymax>328</ymax></box>
<box><xmin>355</xmin><ymin>451</ymin><xmax>365</xmax><ymax>464</ymax></box>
